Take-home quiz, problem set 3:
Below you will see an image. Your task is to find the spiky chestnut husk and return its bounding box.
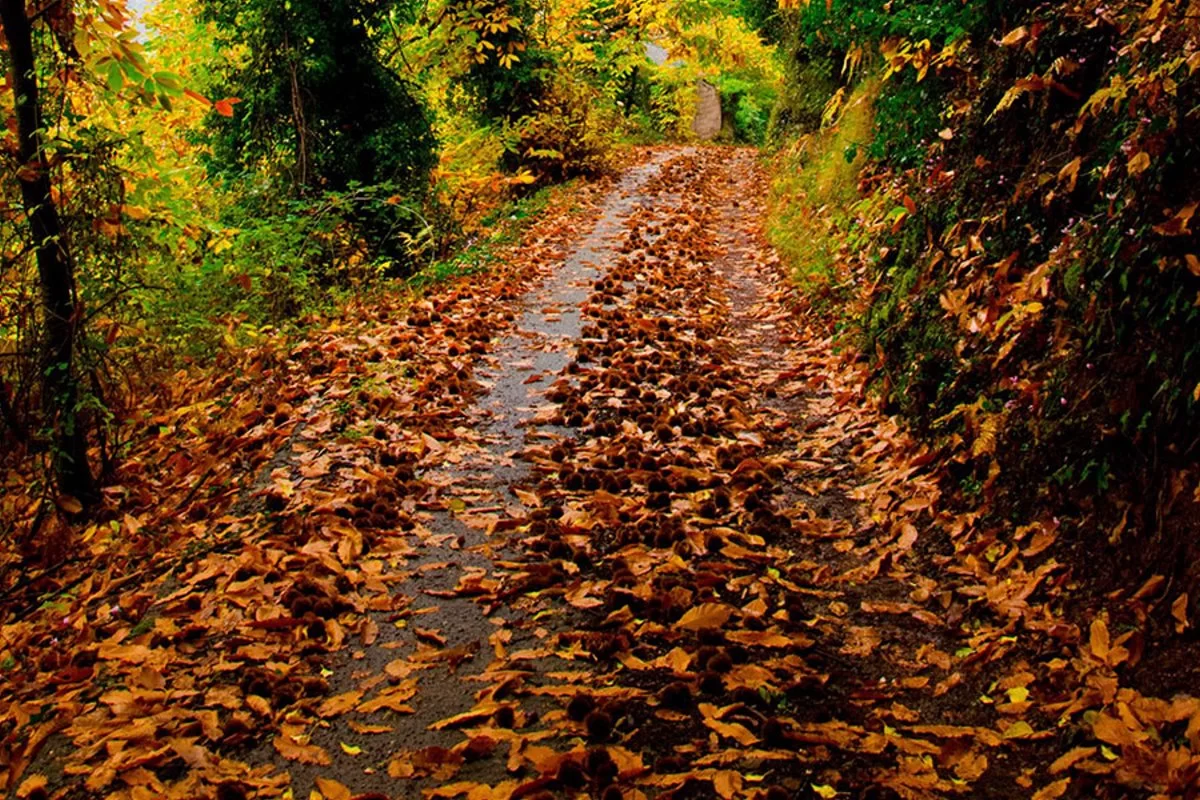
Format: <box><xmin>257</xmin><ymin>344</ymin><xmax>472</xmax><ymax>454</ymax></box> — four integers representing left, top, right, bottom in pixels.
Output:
<box><xmin>658</xmin><ymin>681</ymin><xmax>695</xmax><ymax>710</ymax></box>
<box><xmin>706</xmin><ymin>651</ymin><xmax>734</xmax><ymax>674</ymax></box>
<box><xmin>567</xmin><ymin>694</ymin><xmax>594</xmax><ymax>722</ymax></box>
<box><xmin>761</xmin><ymin>716</ymin><xmax>788</xmax><ymax>747</ymax></box>
<box><xmin>584</xmin><ymin>709</ymin><xmax>614</xmax><ymax>741</ymax></box>
<box><xmin>699</xmin><ymin>670</ymin><xmax>725</xmax><ymax>695</ymax></box>
<box><xmin>556</xmin><ymin>759</ymin><xmax>586</xmax><ymax>788</ymax></box>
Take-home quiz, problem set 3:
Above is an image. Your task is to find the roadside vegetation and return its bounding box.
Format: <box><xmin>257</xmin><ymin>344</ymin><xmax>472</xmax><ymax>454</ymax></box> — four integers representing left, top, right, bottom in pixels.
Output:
<box><xmin>0</xmin><ymin>0</ymin><xmax>779</xmax><ymax>521</ymax></box>
<box><xmin>764</xmin><ymin>0</ymin><xmax>1200</xmax><ymax>603</ymax></box>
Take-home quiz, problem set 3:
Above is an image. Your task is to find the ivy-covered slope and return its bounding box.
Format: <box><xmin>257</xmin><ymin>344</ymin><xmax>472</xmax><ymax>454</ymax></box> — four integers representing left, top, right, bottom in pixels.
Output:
<box><xmin>772</xmin><ymin>0</ymin><xmax>1200</xmax><ymax>580</ymax></box>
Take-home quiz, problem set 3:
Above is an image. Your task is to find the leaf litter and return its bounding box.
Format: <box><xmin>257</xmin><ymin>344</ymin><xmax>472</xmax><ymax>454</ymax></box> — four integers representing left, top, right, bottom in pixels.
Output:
<box><xmin>1</xmin><ymin>147</ymin><xmax>1198</xmax><ymax>800</ymax></box>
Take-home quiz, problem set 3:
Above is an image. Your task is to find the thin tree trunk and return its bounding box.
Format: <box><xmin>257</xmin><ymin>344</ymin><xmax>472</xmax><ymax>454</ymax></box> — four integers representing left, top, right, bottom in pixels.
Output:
<box><xmin>0</xmin><ymin>0</ymin><xmax>95</xmax><ymax>505</ymax></box>
<box><xmin>284</xmin><ymin>30</ymin><xmax>310</xmax><ymax>190</ymax></box>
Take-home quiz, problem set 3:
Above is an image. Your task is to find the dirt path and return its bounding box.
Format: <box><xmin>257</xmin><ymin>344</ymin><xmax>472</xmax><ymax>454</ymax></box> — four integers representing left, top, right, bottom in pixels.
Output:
<box><xmin>4</xmin><ymin>147</ymin><xmax>1185</xmax><ymax>800</ymax></box>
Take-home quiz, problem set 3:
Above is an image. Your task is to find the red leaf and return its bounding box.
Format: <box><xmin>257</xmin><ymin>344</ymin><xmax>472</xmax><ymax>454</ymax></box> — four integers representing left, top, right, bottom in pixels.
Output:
<box><xmin>214</xmin><ymin>97</ymin><xmax>242</xmax><ymax>117</ymax></box>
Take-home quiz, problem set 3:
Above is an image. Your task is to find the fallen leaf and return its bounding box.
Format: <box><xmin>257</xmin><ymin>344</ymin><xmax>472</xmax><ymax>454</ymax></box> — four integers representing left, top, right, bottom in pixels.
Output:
<box><xmin>314</xmin><ymin>777</ymin><xmax>351</xmax><ymax>800</ymax></box>
<box><xmin>676</xmin><ymin>603</ymin><xmax>735</xmax><ymax>631</ymax></box>
<box><xmin>273</xmin><ymin>735</ymin><xmax>331</xmax><ymax>765</ymax></box>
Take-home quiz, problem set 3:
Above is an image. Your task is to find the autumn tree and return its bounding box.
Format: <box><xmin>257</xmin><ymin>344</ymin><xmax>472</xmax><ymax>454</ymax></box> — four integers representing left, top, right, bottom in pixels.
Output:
<box><xmin>0</xmin><ymin>0</ymin><xmax>96</xmax><ymax>505</ymax></box>
<box><xmin>457</xmin><ymin>0</ymin><xmax>551</xmax><ymax>122</ymax></box>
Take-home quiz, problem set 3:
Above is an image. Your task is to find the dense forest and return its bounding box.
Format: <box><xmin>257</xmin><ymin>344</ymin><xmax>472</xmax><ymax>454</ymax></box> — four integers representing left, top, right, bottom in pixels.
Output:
<box><xmin>1</xmin><ymin>0</ymin><xmax>1198</xmax><ymax>798</ymax></box>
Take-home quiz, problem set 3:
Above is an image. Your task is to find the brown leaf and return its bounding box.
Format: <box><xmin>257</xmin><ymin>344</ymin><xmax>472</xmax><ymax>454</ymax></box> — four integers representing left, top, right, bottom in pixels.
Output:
<box><xmin>712</xmin><ymin>770</ymin><xmax>743</xmax><ymax>799</ymax></box>
<box><xmin>1089</xmin><ymin>617</ymin><xmax>1110</xmax><ymax>662</ymax></box>
<box><xmin>676</xmin><ymin>602</ymin><xmax>735</xmax><ymax>631</ymax></box>
<box><xmin>1173</xmin><ymin>593</ymin><xmax>1190</xmax><ymax>634</ymax></box>
<box><xmin>318</xmin><ymin>690</ymin><xmax>364</xmax><ymax>718</ymax></box>
<box><xmin>358</xmin><ymin>680</ymin><xmax>418</xmax><ymax>714</ymax></box>
<box><xmin>315</xmin><ymin>777</ymin><xmax>352</xmax><ymax>800</ymax></box>
<box><xmin>1049</xmin><ymin>746</ymin><xmax>1097</xmax><ymax>775</ymax></box>
<box><xmin>1031</xmin><ymin>778</ymin><xmax>1071</xmax><ymax>800</ymax></box>
<box><xmin>273</xmin><ymin>735</ymin><xmax>331</xmax><ymax>765</ymax></box>
<box><xmin>701</xmin><ymin>717</ymin><xmax>760</xmax><ymax>746</ymax></box>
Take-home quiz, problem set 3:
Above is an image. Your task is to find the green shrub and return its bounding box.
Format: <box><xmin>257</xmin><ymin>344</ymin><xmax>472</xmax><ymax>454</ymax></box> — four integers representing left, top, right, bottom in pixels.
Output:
<box><xmin>869</xmin><ymin>72</ymin><xmax>948</xmax><ymax>168</ymax></box>
<box><xmin>716</xmin><ymin>76</ymin><xmax>778</xmax><ymax>144</ymax></box>
<box><xmin>514</xmin><ymin>79</ymin><xmax>619</xmax><ymax>180</ymax></box>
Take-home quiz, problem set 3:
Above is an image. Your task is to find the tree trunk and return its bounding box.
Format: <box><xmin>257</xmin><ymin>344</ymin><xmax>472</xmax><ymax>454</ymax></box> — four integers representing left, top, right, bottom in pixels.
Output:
<box><xmin>0</xmin><ymin>0</ymin><xmax>96</xmax><ymax>505</ymax></box>
<box><xmin>283</xmin><ymin>30</ymin><xmax>310</xmax><ymax>190</ymax></box>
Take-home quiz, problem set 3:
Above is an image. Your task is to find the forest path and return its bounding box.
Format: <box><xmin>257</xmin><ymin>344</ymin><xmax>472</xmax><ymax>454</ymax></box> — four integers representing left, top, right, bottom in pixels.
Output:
<box><xmin>233</xmin><ymin>146</ymin><xmax>975</xmax><ymax>799</ymax></box>
<box><xmin>9</xmin><ymin>148</ymin><xmax>1115</xmax><ymax>800</ymax></box>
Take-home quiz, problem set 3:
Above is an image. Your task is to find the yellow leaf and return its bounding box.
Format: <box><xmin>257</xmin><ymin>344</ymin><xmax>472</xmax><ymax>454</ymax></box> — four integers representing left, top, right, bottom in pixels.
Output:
<box><xmin>1002</xmin><ymin>720</ymin><xmax>1035</xmax><ymax>739</ymax></box>
<box><xmin>1127</xmin><ymin>151</ymin><xmax>1152</xmax><ymax>176</ymax></box>
<box><xmin>812</xmin><ymin>785</ymin><xmax>838</xmax><ymax>799</ymax></box>
<box><xmin>339</xmin><ymin>742</ymin><xmax>362</xmax><ymax>755</ymax></box>
<box><xmin>1006</xmin><ymin>686</ymin><xmax>1030</xmax><ymax>703</ymax></box>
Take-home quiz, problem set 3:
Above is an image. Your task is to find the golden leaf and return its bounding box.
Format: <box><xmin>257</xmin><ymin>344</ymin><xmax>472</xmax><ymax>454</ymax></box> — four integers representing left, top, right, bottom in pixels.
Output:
<box><xmin>675</xmin><ymin>602</ymin><xmax>735</xmax><ymax>631</ymax></box>
<box><xmin>314</xmin><ymin>777</ymin><xmax>351</xmax><ymax>800</ymax></box>
<box><xmin>1127</xmin><ymin>151</ymin><xmax>1152</xmax><ymax>176</ymax></box>
<box><xmin>1173</xmin><ymin>593</ymin><xmax>1190</xmax><ymax>633</ymax></box>
<box><xmin>1089</xmin><ymin>617</ymin><xmax>1110</xmax><ymax>661</ymax></box>
<box><xmin>999</xmin><ymin>26</ymin><xmax>1029</xmax><ymax>47</ymax></box>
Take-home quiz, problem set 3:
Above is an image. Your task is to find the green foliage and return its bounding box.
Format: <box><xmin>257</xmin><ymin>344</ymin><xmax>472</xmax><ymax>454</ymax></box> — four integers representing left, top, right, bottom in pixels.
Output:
<box><xmin>715</xmin><ymin>75</ymin><xmax>776</xmax><ymax>143</ymax></box>
<box><xmin>460</xmin><ymin>0</ymin><xmax>553</xmax><ymax>121</ymax></box>
<box><xmin>737</xmin><ymin>0</ymin><xmax>785</xmax><ymax>43</ymax></box>
<box><xmin>868</xmin><ymin>72</ymin><xmax>947</xmax><ymax>168</ymax></box>
<box><xmin>789</xmin><ymin>0</ymin><xmax>1002</xmax><ymax>52</ymax></box>
<box><xmin>642</xmin><ymin>12</ymin><xmax>782</xmax><ymax>142</ymax></box>
<box><xmin>768</xmin><ymin>81</ymin><xmax>874</xmax><ymax>294</ymax></box>
<box><xmin>141</xmin><ymin>184</ymin><xmax>423</xmax><ymax>355</ymax></box>
<box><xmin>198</xmin><ymin>0</ymin><xmax>436</xmax><ymax>194</ymax></box>
<box><xmin>767</xmin><ymin>54</ymin><xmax>837</xmax><ymax>140</ymax></box>
<box><xmin>408</xmin><ymin>183</ymin><xmax>556</xmax><ymax>289</ymax></box>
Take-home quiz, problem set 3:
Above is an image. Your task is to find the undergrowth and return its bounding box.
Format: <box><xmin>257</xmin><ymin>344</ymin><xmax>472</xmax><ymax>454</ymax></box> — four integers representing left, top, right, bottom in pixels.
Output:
<box><xmin>767</xmin><ymin>81</ymin><xmax>876</xmax><ymax>303</ymax></box>
<box><xmin>766</xmin><ymin>0</ymin><xmax>1200</xmax><ymax>594</ymax></box>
